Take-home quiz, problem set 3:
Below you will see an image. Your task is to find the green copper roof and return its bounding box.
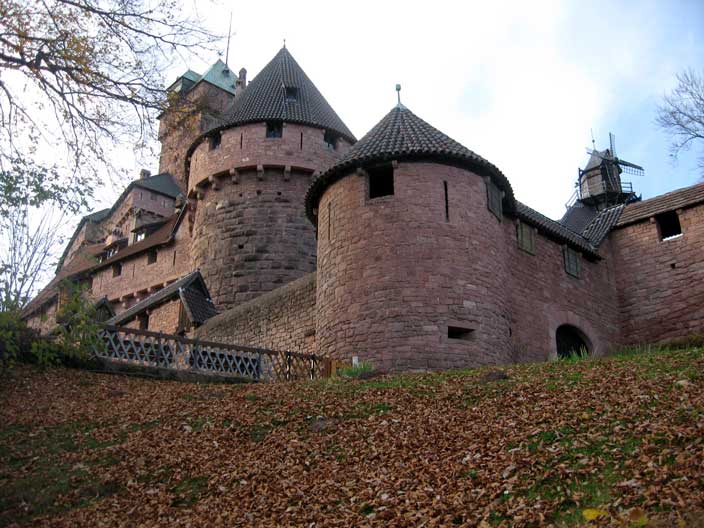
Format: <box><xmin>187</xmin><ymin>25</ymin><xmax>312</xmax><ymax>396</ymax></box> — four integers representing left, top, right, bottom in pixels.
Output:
<box><xmin>197</xmin><ymin>59</ymin><xmax>237</xmax><ymax>95</ymax></box>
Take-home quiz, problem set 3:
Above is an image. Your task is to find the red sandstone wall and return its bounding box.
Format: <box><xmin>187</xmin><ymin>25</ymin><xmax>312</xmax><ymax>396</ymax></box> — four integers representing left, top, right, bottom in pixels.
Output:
<box><xmin>91</xmin><ymin>220</ymin><xmax>193</xmax><ymax>310</ymax></box>
<box><xmin>506</xmin><ymin>224</ymin><xmax>620</xmax><ymax>360</ymax></box>
<box><xmin>188</xmin><ymin>121</ymin><xmax>349</xmax><ymax>311</ymax></box>
<box><xmin>195</xmin><ymin>272</ymin><xmax>316</xmax><ymax>354</ymax></box>
<box><xmin>316</xmin><ymin>162</ymin><xmax>513</xmax><ymax>371</ymax></box>
<box><xmin>611</xmin><ymin>203</ymin><xmax>704</xmax><ymax>344</ymax></box>
<box><xmin>25</xmin><ymin>299</ymin><xmax>58</xmax><ymax>334</ymax></box>
<box><xmin>147</xmin><ymin>299</ymin><xmax>182</xmax><ymax>334</ymax></box>
<box><xmin>188</xmin><ymin>122</ymin><xmax>351</xmax><ymax>194</ymax></box>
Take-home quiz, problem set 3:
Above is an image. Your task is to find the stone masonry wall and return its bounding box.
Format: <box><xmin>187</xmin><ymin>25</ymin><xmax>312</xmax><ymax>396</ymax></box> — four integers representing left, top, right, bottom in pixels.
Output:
<box><xmin>611</xmin><ymin>203</ymin><xmax>704</xmax><ymax>345</ymax></box>
<box><xmin>25</xmin><ymin>299</ymin><xmax>58</xmax><ymax>335</ymax></box>
<box><xmin>91</xmin><ymin>220</ymin><xmax>193</xmax><ymax>311</ymax></box>
<box><xmin>195</xmin><ymin>272</ymin><xmax>316</xmax><ymax>354</ymax></box>
<box><xmin>188</xmin><ymin>122</ymin><xmax>351</xmax><ymax>195</ymax></box>
<box><xmin>315</xmin><ymin>162</ymin><xmax>513</xmax><ymax>372</ymax></box>
<box><xmin>506</xmin><ymin>223</ymin><xmax>620</xmax><ymax>360</ymax></box>
<box><xmin>188</xmin><ymin>122</ymin><xmax>349</xmax><ymax>311</ymax></box>
<box><xmin>191</xmin><ymin>168</ymin><xmax>317</xmax><ymax>310</ymax></box>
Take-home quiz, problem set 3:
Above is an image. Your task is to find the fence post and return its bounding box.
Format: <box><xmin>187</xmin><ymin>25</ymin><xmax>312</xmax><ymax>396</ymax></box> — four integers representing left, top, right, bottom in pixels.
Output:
<box><xmin>286</xmin><ymin>352</ymin><xmax>292</xmax><ymax>381</ymax></box>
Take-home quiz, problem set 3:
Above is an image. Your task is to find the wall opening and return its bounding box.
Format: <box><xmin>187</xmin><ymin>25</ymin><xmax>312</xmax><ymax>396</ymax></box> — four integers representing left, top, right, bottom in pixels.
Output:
<box><xmin>555</xmin><ymin>324</ymin><xmax>590</xmax><ymax>358</ymax></box>
<box><xmin>368</xmin><ymin>165</ymin><xmax>394</xmax><ymax>199</ymax></box>
<box><xmin>147</xmin><ymin>249</ymin><xmax>157</xmax><ymax>265</ymax></box>
<box><xmin>448</xmin><ymin>326</ymin><xmax>474</xmax><ymax>341</ymax></box>
<box><xmin>112</xmin><ymin>263</ymin><xmax>122</xmax><ymax>278</ymax></box>
<box><xmin>655</xmin><ymin>210</ymin><xmax>682</xmax><ymax>240</ymax></box>
<box><xmin>138</xmin><ymin>313</ymin><xmax>149</xmax><ymax>330</ymax></box>
<box><xmin>443</xmin><ymin>180</ymin><xmax>449</xmax><ymax>222</ymax></box>
<box><xmin>324</xmin><ymin>130</ymin><xmax>338</xmax><ymax>150</ymax></box>
<box><xmin>209</xmin><ymin>133</ymin><xmax>221</xmax><ymax>150</ymax></box>
<box><xmin>266</xmin><ymin>121</ymin><xmax>283</xmax><ymax>138</ymax></box>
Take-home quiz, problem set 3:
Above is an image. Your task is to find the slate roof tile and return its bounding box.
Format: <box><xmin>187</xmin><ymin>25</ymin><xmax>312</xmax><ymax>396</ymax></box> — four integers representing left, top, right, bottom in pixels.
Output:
<box><xmin>223</xmin><ymin>47</ymin><xmax>355</xmax><ymax>142</ymax></box>
<box><xmin>305</xmin><ymin>105</ymin><xmax>514</xmax><ymax>222</ymax></box>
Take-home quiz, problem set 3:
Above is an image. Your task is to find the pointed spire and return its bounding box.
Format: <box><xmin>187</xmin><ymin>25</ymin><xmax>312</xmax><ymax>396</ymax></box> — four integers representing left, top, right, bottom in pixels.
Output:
<box><xmin>225</xmin><ymin>47</ymin><xmax>355</xmax><ymax>142</ymax></box>
<box><xmin>305</xmin><ymin>105</ymin><xmax>514</xmax><ymax>222</ymax></box>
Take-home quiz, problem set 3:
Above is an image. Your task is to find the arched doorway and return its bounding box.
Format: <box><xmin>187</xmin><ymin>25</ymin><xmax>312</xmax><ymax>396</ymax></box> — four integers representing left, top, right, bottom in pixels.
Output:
<box><xmin>555</xmin><ymin>324</ymin><xmax>591</xmax><ymax>359</ymax></box>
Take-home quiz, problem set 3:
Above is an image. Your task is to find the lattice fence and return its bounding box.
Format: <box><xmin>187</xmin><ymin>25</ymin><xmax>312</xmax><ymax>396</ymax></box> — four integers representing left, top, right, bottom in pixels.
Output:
<box><xmin>95</xmin><ymin>325</ymin><xmax>330</xmax><ymax>382</ymax></box>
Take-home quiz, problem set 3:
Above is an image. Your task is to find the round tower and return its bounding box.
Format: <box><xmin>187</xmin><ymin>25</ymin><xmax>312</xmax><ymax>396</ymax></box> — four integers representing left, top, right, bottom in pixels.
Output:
<box><xmin>305</xmin><ymin>105</ymin><xmax>515</xmax><ymax>371</ymax></box>
<box><xmin>187</xmin><ymin>48</ymin><xmax>355</xmax><ymax>310</ymax></box>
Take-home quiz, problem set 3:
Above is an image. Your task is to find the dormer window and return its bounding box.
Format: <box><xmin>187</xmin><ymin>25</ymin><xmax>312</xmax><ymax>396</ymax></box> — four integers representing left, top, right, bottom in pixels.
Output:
<box><xmin>209</xmin><ymin>132</ymin><xmax>221</xmax><ymax>150</ymax></box>
<box><xmin>106</xmin><ymin>247</ymin><xmax>118</xmax><ymax>259</ymax></box>
<box><xmin>285</xmin><ymin>86</ymin><xmax>298</xmax><ymax>102</ymax></box>
<box><xmin>324</xmin><ymin>130</ymin><xmax>338</xmax><ymax>150</ymax></box>
<box><xmin>266</xmin><ymin>121</ymin><xmax>283</xmax><ymax>139</ymax></box>
<box><xmin>134</xmin><ymin>231</ymin><xmax>146</xmax><ymax>243</ymax></box>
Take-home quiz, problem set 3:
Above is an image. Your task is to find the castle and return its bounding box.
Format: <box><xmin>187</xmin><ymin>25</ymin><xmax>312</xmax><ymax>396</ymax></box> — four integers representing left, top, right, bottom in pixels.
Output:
<box><xmin>23</xmin><ymin>47</ymin><xmax>704</xmax><ymax>371</ymax></box>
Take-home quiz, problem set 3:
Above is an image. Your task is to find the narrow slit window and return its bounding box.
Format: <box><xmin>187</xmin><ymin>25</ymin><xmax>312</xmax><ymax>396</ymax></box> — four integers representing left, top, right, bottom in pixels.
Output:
<box><xmin>448</xmin><ymin>326</ymin><xmax>474</xmax><ymax>341</ymax></box>
<box><xmin>327</xmin><ymin>201</ymin><xmax>332</xmax><ymax>241</ymax></box>
<box><xmin>209</xmin><ymin>132</ymin><xmax>221</xmax><ymax>150</ymax></box>
<box><xmin>443</xmin><ymin>181</ymin><xmax>449</xmax><ymax>222</ymax></box>
<box><xmin>368</xmin><ymin>164</ymin><xmax>394</xmax><ymax>199</ymax></box>
<box><xmin>266</xmin><ymin>121</ymin><xmax>283</xmax><ymax>138</ymax></box>
<box><xmin>655</xmin><ymin>210</ymin><xmax>682</xmax><ymax>240</ymax></box>
<box><xmin>300</xmin><ymin>132</ymin><xmax>303</xmax><ymax>150</ymax></box>
<box><xmin>240</xmin><ymin>133</ymin><xmax>243</xmax><ymax>149</ymax></box>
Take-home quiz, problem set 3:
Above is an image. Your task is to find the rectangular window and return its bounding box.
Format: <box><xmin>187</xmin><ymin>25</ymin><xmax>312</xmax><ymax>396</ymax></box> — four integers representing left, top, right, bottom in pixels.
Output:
<box><xmin>486</xmin><ymin>180</ymin><xmax>503</xmax><ymax>220</ymax></box>
<box><xmin>147</xmin><ymin>249</ymin><xmax>157</xmax><ymax>265</ymax></box>
<box><xmin>112</xmin><ymin>263</ymin><xmax>122</xmax><ymax>278</ymax></box>
<box><xmin>368</xmin><ymin>164</ymin><xmax>394</xmax><ymax>199</ymax></box>
<box><xmin>448</xmin><ymin>326</ymin><xmax>474</xmax><ymax>341</ymax></box>
<box><xmin>135</xmin><ymin>231</ymin><xmax>146</xmax><ymax>243</ymax></box>
<box><xmin>266</xmin><ymin>121</ymin><xmax>283</xmax><ymax>138</ymax></box>
<box><xmin>517</xmin><ymin>221</ymin><xmax>536</xmax><ymax>254</ymax></box>
<box><xmin>138</xmin><ymin>313</ymin><xmax>149</xmax><ymax>330</ymax></box>
<box><xmin>655</xmin><ymin>210</ymin><xmax>682</xmax><ymax>240</ymax></box>
<box><xmin>324</xmin><ymin>130</ymin><xmax>338</xmax><ymax>150</ymax></box>
<box><xmin>209</xmin><ymin>132</ymin><xmax>221</xmax><ymax>150</ymax></box>
<box><xmin>150</xmin><ymin>193</ymin><xmax>157</xmax><ymax>201</ymax></box>
<box><xmin>285</xmin><ymin>86</ymin><xmax>298</xmax><ymax>102</ymax></box>
<box><xmin>563</xmin><ymin>247</ymin><xmax>581</xmax><ymax>278</ymax></box>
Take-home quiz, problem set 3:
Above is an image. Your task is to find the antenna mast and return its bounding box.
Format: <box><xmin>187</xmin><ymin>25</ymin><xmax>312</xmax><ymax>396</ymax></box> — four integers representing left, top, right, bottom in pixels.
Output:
<box><xmin>225</xmin><ymin>12</ymin><xmax>233</xmax><ymax>66</ymax></box>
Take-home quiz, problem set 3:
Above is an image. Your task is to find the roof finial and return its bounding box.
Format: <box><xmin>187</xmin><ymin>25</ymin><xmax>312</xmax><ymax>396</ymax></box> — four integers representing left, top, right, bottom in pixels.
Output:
<box><xmin>590</xmin><ymin>128</ymin><xmax>596</xmax><ymax>150</ymax></box>
<box><xmin>396</xmin><ymin>84</ymin><xmax>402</xmax><ymax>106</ymax></box>
<box><xmin>283</xmin><ymin>38</ymin><xmax>286</xmax><ymax>49</ymax></box>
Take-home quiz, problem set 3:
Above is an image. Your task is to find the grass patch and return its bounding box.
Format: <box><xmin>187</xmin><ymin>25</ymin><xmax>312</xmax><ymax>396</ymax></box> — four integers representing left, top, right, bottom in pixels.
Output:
<box><xmin>171</xmin><ymin>476</ymin><xmax>208</xmax><ymax>507</ymax></box>
<box><xmin>338</xmin><ymin>361</ymin><xmax>374</xmax><ymax>379</ymax></box>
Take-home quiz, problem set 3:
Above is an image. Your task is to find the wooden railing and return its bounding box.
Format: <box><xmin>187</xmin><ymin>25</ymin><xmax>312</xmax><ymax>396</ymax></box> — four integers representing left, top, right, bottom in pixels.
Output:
<box><xmin>94</xmin><ymin>325</ymin><xmax>330</xmax><ymax>382</ymax></box>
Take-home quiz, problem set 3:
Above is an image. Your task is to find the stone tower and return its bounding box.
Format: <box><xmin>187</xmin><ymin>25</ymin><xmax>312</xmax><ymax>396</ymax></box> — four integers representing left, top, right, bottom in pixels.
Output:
<box><xmin>158</xmin><ymin>60</ymin><xmax>243</xmax><ymax>190</ymax></box>
<box><xmin>187</xmin><ymin>47</ymin><xmax>355</xmax><ymax>310</ymax></box>
<box><xmin>305</xmin><ymin>105</ymin><xmax>515</xmax><ymax>371</ymax></box>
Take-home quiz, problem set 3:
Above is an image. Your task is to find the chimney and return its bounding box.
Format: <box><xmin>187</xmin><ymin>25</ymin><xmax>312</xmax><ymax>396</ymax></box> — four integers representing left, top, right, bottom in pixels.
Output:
<box><xmin>139</xmin><ymin>168</ymin><xmax>151</xmax><ymax>180</ymax></box>
<box><xmin>236</xmin><ymin>68</ymin><xmax>247</xmax><ymax>95</ymax></box>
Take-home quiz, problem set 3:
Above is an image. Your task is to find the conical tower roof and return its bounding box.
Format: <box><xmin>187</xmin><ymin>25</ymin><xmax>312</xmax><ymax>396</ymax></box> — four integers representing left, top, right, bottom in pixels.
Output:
<box><xmin>225</xmin><ymin>47</ymin><xmax>355</xmax><ymax>143</ymax></box>
<box><xmin>305</xmin><ymin>105</ymin><xmax>514</xmax><ymax>222</ymax></box>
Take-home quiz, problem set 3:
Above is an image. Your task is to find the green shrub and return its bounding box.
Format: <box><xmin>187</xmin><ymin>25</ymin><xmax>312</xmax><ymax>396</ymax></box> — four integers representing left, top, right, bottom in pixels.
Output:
<box><xmin>338</xmin><ymin>361</ymin><xmax>374</xmax><ymax>379</ymax></box>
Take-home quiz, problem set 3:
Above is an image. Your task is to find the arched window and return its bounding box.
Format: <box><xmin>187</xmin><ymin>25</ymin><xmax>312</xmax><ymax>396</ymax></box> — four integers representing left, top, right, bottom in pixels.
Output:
<box><xmin>556</xmin><ymin>324</ymin><xmax>590</xmax><ymax>359</ymax></box>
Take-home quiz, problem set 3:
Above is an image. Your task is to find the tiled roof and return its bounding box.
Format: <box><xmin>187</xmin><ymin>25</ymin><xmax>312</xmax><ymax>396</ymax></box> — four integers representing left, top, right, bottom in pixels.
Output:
<box><xmin>197</xmin><ymin>59</ymin><xmax>237</xmax><ymax>96</ymax></box>
<box><xmin>134</xmin><ymin>172</ymin><xmax>182</xmax><ymax>199</ymax></box>
<box><xmin>581</xmin><ymin>204</ymin><xmax>625</xmax><ymax>246</ymax></box>
<box><xmin>515</xmin><ymin>202</ymin><xmax>599</xmax><ymax>257</ymax></box>
<box><xmin>223</xmin><ymin>47</ymin><xmax>355</xmax><ymax>142</ymax></box>
<box><xmin>305</xmin><ymin>105</ymin><xmax>514</xmax><ymax>222</ymax></box>
<box><xmin>616</xmin><ymin>182</ymin><xmax>704</xmax><ymax>227</ymax></box>
<box><xmin>107</xmin><ymin>271</ymin><xmax>217</xmax><ymax>327</ymax></box>
<box><xmin>560</xmin><ymin>204</ymin><xmax>599</xmax><ymax>234</ymax></box>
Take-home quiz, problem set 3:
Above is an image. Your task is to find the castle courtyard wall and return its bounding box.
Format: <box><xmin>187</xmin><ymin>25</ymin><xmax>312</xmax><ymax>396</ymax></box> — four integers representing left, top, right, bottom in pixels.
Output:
<box><xmin>505</xmin><ymin>224</ymin><xmax>620</xmax><ymax>360</ymax></box>
<box><xmin>195</xmin><ymin>272</ymin><xmax>316</xmax><ymax>354</ymax></box>
<box><xmin>610</xmin><ymin>203</ymin><xmax>704</xmax><ymax>345</ymax></box>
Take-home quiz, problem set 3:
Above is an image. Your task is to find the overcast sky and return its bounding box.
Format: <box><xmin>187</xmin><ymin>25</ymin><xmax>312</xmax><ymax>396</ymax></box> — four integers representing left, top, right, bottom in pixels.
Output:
<box><xmin>137</xmin><ymin>1</ymin><xmax>704</xmax><ymax>219</ymax></box>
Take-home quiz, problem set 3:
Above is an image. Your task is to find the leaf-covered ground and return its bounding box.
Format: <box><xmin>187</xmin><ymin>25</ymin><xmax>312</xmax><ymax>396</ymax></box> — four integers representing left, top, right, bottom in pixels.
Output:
<box><xmin>1</xmin><ymin>348</ymin><xmax>703</xmax><ymax>527</ymax></box>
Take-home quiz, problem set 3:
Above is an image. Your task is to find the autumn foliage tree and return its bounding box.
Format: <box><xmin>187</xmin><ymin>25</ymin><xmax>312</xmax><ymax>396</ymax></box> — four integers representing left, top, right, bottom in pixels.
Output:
<box><xmin>0</xmin><ymin>0</ymin><xmax>219</xmax><ymax>215</ymax></box>
<box><xmin>656</xmin><ymin>69</ymin><xmax>704</xmax><ymax>173</ymax></box>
